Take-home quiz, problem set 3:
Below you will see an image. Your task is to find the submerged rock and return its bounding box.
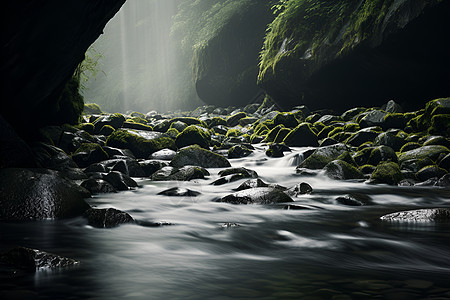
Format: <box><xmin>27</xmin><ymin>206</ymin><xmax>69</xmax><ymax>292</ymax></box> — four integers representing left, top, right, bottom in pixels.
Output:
<box><xmin>0</xmin><ymin>168</ymin><xmax>90</xmax><ymax>220</ymax></box>
<box><xmin>157</xmin><ymin>187</ymin><xmax>201</xmax><ymax>197</ymax></box>
<box><xmin>83</xmin><ymin>208</ymin><xmax>134</xmax><ymax>228</ymax></box>
<box><xmin>0</xmin><ymin>247</ymin><xmax>80</xmax><ymax>271</ymax></box>
<box><xmin>335</xmin><ymin>193</ymin><xmax>371</xmax><ymax>206</ymax></box>
<box><xmin>103</xmin><ymin>171</ymin><xmax>138</xmax><ymax>191</ymax></box>
<box><xmin>151</xmin><ymin>165</ymin><xmax>209</xmax><ymax>181</ymax></box>
<box><xmin>380</xmin><ymin>208</ymin><xmax>450</xmax><ymax>222</ymax></box>
<box><xmin>218</xmin><ymin>187</ymin><xmax>293</xmax><ymax>205</ymax></box>
<box><xmin>235</xmin><ymin>178</ymin><xmax>269</xmax><ymax>191</ymax></box>
<box><xmin>285</xmin><ymin>182</ymin><xmax>313</xmax><ymax>197</ymax></box>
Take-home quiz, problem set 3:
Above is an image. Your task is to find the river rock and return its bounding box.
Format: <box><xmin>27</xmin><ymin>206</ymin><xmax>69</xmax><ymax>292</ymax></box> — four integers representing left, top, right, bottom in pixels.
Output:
<box><xmin>81</xmin><ymin>179</ymin><xmax>117</xmax><ymax>194</ymax></box>
<box><xmin>416</xmin><ymin>165</ymin><xmax>447</xmax><ymax>182</ymax></box>
<box><xmin>228</xmin><ymin>145</ymin><xmax>252</xmax><ymax>159</ymax></box>
<box><xmin>170</xmin><ymin>145</ymin><xmax>231</xmax><ymax>168</ymax></box>
<box><xmin>335</xmin><ymin>193</ymin><xmax>371</xmax><ymax>206</ymax></box>
<box><xmin>103</xmin><ymin>171</ymin><xmax>138</xmax><ymax>191</ymax></box>
<box><xmin>0</xmin><ymin>168</ymin><xmax>90</xmax><ymax>220</ymax></box>
<box><xmin>285</xmin><ymin>182</ymin><xmax>313</xmax><ymax>197</ymax></box>
<box><xmin>157</xmin><ymin>187</ymin><xmax>201</xmax><ymax>197</ymax></box>
<box><xmin>83</xmin><ymin>208</ymin><xmax>134</xmax><ymax>228</ymax></box>
<box><xmin>369</xmin><ymin>162</ymin><xmax>404</xmax><ymax>185</ymax></box>
<box><xmin>148</xmin><ymin>148</ymin><xmax>177</xmax><ymax>160</ymax></box>
<box><xmin>93</xmin><ymin>113</ymin><xmax>125</xmax><ymax>133</ymax></box>
<box><xmin>218</xmin><ymin>167</ymin><xmax>258</xmax><ymax>178</ymax></box>
<box><xmin>398</xmin><ymin>145</ymin><xmax>450</xmax><ymax>165</ymax></box>
<box><xmin>0</xmin><ymin>246</ymin><xmax>80</xmax><ymax>271</ymax></box>
<box><xmin>345</xmin><ymin>127</ymin><xmax>380</xmax><ymax>147</ymax></box>
<box><xmin>380</xmin><ymin>208</ymin><xmax>450</xmax><ymax>222</ymax></box>
<box><xmin>151</xmin><ymin>165</ymin><xmax>209</xmax><ymax>181</ymax></box>
<box><xmin>324</xmin><ymin>160</ymin><xmax>364</xmax><ymax>180</ymax></box>
<box><xmin>359</xmin><ymin>110</ymin><xmax>388</xmax><ymax>128</ymax></box>
<box><xmin>283</xmin><ymin>123</ymin><xmax>318</xmax><ymax>147</ymax></box>
<box><xmin>217</xmin><ymin>187</ymin><xmax>293</xmax><ymax>205</ymax></box>
<box><xmin>297</xmin><ymin>143</ymin><xmax>349</xmax><ymax>170</ymax></box>
<box><xmin>367</xmin><ymin>145</ymin><xmax>398</xmax><ymax>166</ymax></box>
<box><xmin>373</xmin><ymin>131</ymin><xmax>406</xmax><ymax>152</ymax></box>
<box><xmin>235</xmin><ymin>178</ymin><xmax>269</xmax><ymax>191</ymax></box>
<box><xmin>138</xmin><ymin>160</ymin><xmax>169</xmax><ymax>177</ymax></box>
<box><xmin>436</xmin><ymin>173</ymin><xmax>450</xmax><ymax>187</ymax></box>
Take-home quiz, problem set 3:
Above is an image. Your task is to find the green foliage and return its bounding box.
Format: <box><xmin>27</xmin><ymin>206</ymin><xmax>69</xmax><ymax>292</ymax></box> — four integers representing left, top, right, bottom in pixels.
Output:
<box><xmin>77</xmin><ymin>46</ymin><xmax>104</xmax><ymax>93</ymax></box>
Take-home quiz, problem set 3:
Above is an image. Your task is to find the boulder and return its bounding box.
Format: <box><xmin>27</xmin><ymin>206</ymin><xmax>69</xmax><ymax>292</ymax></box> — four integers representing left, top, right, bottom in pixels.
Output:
<box><xmin>283</xmin><ymin>123</ymin><xmax>319</xmax><ymax>147</ymax></box>
<box><xmin>170</xmin><ymin>145</ymin><xmax>231</xmax><ymax>168</ymax></box>
<box><xmin>83</xmin><ymin>208</ymin><xmax>134</xmax><ymax>228</ymax></box>
<box><xmin>258</xmin><ymin>1</ymin><xmax>450</xmax><ymax>111</ymax></box>
<box><xmin>103</xmin><ymin>171</ymin><xmax>138</xmax><ymax>191</ymax></box>
<box><xmin>0</xmin><ymin>168</ymin><xmax>90</xmax><ymax>220</ymax></box>
<box><xmin>217</xmin><ymin>187</ymin><xmax>293</xmax><ymax>205</ymax></box>
<box><xmin>151</xmin><ymin>165</ymin><xmax>209</xmax><ymax>181</ymax></box>
<box><xmin>80</xmin><ymin>179</ymin><xmax>117</xmax><ymax>194</ymax></box>
<box><xmin>369</xmin><ymin>161</ymin><xmax>404</xmax><ymax>185</ymax></box>
<box><xmin>0</xmin><ymin>247</ymin><xmax>80</xmax><ymax>271</ymax></box>
<box><xmin>157</xmin><ymin>187</ymin><xmax>201</xmax><ymax>197</ymax></box>
<box><xmin>380</xmin><ymin>208</ymin><xmax>450</xmax><ymax>222</ymax></box>
<box><xmin>285</xmin><ymin>182</ymin><xmax>313</xmax><ymax>197</ymax></box>
<box><xmin>297</xmin><ymin>143</ymin><xmax>348</xmax><ymax>170</ymax></box>
<box><xmin>324</xmin><ymin>159</ymin><xmax>365</xmax><ymax>180</ymax></box>
<box><xmin>398</xmin><ymin>145</ymin><xmax>450</xmax><ymax>165</ymax></box>
<box><xmin>218</xmin><ymin>167</ymin><xmax>258</xmax><ymax>178</ymax></box>
<box><xmin>235</xmin><ymin>178</ymin><xmax>269</xmax><ymax>191</ymax></box>
<box><xmin>175</xmin><ymin>125</ymin><xmax>210</xmax><ymax>149</ymax></box>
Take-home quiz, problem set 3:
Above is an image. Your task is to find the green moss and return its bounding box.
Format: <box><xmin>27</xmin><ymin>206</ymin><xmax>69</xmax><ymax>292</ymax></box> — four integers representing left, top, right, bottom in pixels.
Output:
<box><xmin>328</xmin><ymin>127</ymin><xmax>343</xmax><ymax>138</ymax></box>
<box><xmin>83</xmin><ymin>103</ymin><xmax>102</xmax><ymax>115</ymax></box>
<box><xmin>317</xmin><ymin>125</ymin><xmax>334</xmax><ymax>140</ymax></box>
<box><xmin>106</xmin><ymin>129</ymin><xmax>175</xmax><ymax>159</ymax></box>
<box><xmin>130</xmin><ymin>111</ymin><xmax>146</xmax><ymax>119</ymax></box>
<box><xmin>175</xmin><ymin>125</ymin><xmax>211</xmax><ymax>149</ymax></box>
<box><xmin>272</xmin><ymin>112</ymin><xmax>299</xmax><ymax>128</ymax></box>
<box><xmin>76</xmin><ymin>123</ymin><xmax>95</xmax><ymax>135</ymax></box>
<box><xmin>313</xmin><ymin>122</ymin><xmax>326</xmax><ymax>133</ymax></box>
<box><xmin>357</xmin><ymin>141</ymin><xmax>373</xmax><ymax>151</ymax></box>
<box><xmin>367</xmin><ymin>145</ymin><xmax>397</xmax><ymax>165</ymax></box>
<box><xmin>56</xmin><ymin>75</ymin><xmax>85</xmax><ymax>125</ymax></box>
<box><xmin>330</xmin><ymin>131</ymin><xmax>352</xmax><ymax>142</ymax></box>
<box><xmin>122</xmin><ymin>122</ymin><xmax>154</xmax><ymax>131</ymax></box>
<box><xmin>265</xmin><ymin>124</ymin><xmax>285</xmax><ymax>143</ymax></box>
<box><xmin>254</xmin><ymin>123</ymin><xmax>270</xmax><ymax>136</ymax></box>
<box><xmin>226</xmin><ymin>112</ymin><xmax>247</xmax><ymax>127</ymax></box>
<box><xmin>274</xmin><ymin>127</ymin><xmax>291</xmax><ymax>143</ymax></box>
<box><xmin>126</xmin><ymin>117</ymin><xmax>147</xmax><ymax>124</ymax></box>
<box><xmin>398</xmin><ymin>145</ymin><xmax>450</xmax><ymax>164</ymax></box>
<box><xmin>360</xmin><ymin>164</ymin><xmax>376</xmax><ymax>174</ymax></box>
<box><xmin>226</xmin><ymin>129</ymin><xmax>243</xmax><ymax>138</ymax></box>
<box><xmin>208</xmin><ymin>117</ymin><xmax>227</xmax><ymax>128</ymax></box>
<box><xmin>353</xmin><ymin>147</ymin><xmax>373</xmax><ymax>166</ymax></box>
<box><xmin>400</xmin><ymin>142</ymin><xmax>421</xmax><ymax>153</ymax></box>
<box><xmin>166</xmin><ymin>128</ymin><xmax>180</xmax><ymax>139</ymax></box>
<box><xmin>337</xmin><ymin>151</ymin><xmax>357</xmax><ymax>167</ymax></box>
<box><xmin>324</xmin><ymin>159</ymin><xmax>364</xmax><ymax>180</ymax></box>
<box><xmin>343</xmin><ymin>123</ymin><xmax>360</xmax><ymax>132</ymax></box>
<box><xmin>99</xmin><ymin>125</ymin><xmax>115</xmax><ymax>136</ymax></box>
<box><xmin>370</xmin><ymin>161</ymin><xmax>404</xmax><ymax>185</ymax></box>
<box><xmin>283</xmin><ymin>122</ymin><xmax>318</xmax><ymax>147</ymax></box>
<box><xmin>430</xmin><ymin>114</ymin><xmax>450</xmax><ymax>136</ymax></box>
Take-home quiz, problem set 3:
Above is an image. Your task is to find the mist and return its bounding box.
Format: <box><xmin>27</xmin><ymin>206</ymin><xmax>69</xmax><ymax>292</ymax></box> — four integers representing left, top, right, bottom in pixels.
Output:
<box><xmin>81</xmin><ymin>0</ymin><xmax>203</xmax><ymax>114</ymax></box>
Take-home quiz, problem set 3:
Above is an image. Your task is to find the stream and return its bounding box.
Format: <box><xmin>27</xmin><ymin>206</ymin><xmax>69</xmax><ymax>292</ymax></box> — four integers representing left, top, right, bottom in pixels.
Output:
<box><xmin>1</xmin><ymin>145</ymin><xmax>450</xmax><ymax>299</ymax></box>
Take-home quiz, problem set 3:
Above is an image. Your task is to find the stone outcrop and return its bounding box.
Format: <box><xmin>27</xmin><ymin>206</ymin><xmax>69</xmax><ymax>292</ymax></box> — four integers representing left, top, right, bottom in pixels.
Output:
<box><xmin>258</xmin><ymin>0</ymin><xmax>450</xmax><ymax>111</ymax></box>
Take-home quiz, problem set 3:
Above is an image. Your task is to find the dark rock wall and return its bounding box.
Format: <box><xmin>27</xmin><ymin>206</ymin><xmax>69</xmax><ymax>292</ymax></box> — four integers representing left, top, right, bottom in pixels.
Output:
<box><xmin>258</xmin><ymin>0</ymin><xmax>450</xmax><ymax>112</ymax></box>
<box><xmin>0</xmin><ymin>0</ymin><xmax>125</xmax><ymax>140</ymax></box>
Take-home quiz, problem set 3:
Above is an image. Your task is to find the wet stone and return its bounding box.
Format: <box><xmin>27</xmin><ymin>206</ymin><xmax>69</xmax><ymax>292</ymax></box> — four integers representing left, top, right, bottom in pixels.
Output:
<box><xmin>212</xmin><ymin>173</ymin><xmax>248</xmax><ymax>185</ymax></box>
<box><xmin>80</xmin><ymin>179</ymin><xmax>117</xmax><ymax>194</ymax></box>
<box><xmin>380</xmin><ymin>208</ymin><xmax>450</xmax><ymax>222</ymax></box>
<box><xmin>83</xmin><ymin>208</ymin><xmax>134</xmax><ymax>228</ymax></box>
<box><xmin>148</xmin><ymin>148</ymin><xmax>177</xmax><ymax>160</ymax></box>
<box><xmin>335</xmin><ymin>193</ymin><xmax>371</xmax><ymax>206</ymax></box>
<box><xmin>235</xmin><ymin>178</ymin><xmax>269</xmax><ymax>191</ymax></box>
<box><xmin>157</xmin><ymin>187</ymin><xmax>201</xmax><ymax>197</ymax></box>
<box><xmin>286</xmin><ymin>182</ymin><xmax>313</xmax><ymax>197</ymax></box>
<box><xmin>217</xmin><ymin>187</ymin><xmax>293</xmax><ymax>205</ymax></box>
<box><xmin>0</xmin><ymin>247</ymin><xmax>80</xmax><ymax>271</ymax></box>
<box><xmin>218</xmin><ymin>167</ymin><xmax>258</xmax><ymax>178</ymax></box>
<box><xmin>103</xmin><ymin>171</ymin><xmax>138</xmax><ymax>191</ymax></box>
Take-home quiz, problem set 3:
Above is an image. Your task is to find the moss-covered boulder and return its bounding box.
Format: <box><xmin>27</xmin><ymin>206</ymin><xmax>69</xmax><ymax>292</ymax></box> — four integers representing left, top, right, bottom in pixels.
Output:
<box><xmin>283</xmin><ymin>123</ymin><xmax>318</xmax><ymax>147</ymax></box>
<box><xmin>265</xmin><ymin>124</ymin><xmax>285</xmax><ymax>143</ymax></box>
<box><xmin>416</xmin><ymin>165</ymin><xmax>447</xmax><ymax>182</ymax></box>
<box><xmin>106</xmin><ymin>129</ymin><xmax>175</xmax><ymax>159</ymax></box>
<box><xmin>72</xmin><ymin>143</ymin><xmax>109</xmax><ymax>168</ymax></box>
<box><xmin>175</xmin><ymin>125</ymin><xmax>211</xmax><ymax>149</ymax></box>
<box><xmin>258</xmin><ymin>1</ymin><xmax>450</xmax><ymax>111</ymax></box>
<box><xmin>170</xmin><ymin>145</ymin><xmax>231</xmax><ymax>168</ymax></box>
<box><xmin>93</xmin><ymin>113</ymin><xmax>126</xmax><ymax>133</ymax></box>
<box><xmin>84</xmin><ymin>103</ymin><xmax>103</xmax><ymax>115</ymax></box>
<box><xmin>324</xmin><ymin>159</ymin><xmax>364</xmax><ymax>180</ymax></box>
<box><xmin>370</xmin><ymin>161</ymin><xmax>404</xmax><ymax>185</ymax></box>
<box><xmin>151</xmin><ymin>165</ymin><xmax>209</xmax><ymax>181</ymax></box>
<box><xmin>367</xmin><ymin>146</ymin><xmax>397</xmax><ymax>166</ymax></box>
<box><xmin>226</xmin><ymin>112</ymin><xmax>247</xmax><ymax>127</ymax></box>
<box><xmin>297</xmin><ymin>143</ymin><xmax>348</xmax><ymax>170</ymax></box>
<box><xmin>398</xmin><ymin>145</ymin><xmax>450</xmax><ymax>165</ymax></box>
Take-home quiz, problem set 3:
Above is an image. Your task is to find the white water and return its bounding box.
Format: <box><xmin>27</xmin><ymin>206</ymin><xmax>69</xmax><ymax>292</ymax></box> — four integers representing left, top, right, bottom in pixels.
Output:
<box><xmin>2</xmin><ymin>146</ymin><xmax>450</xmax><ymax>299</ymax></box>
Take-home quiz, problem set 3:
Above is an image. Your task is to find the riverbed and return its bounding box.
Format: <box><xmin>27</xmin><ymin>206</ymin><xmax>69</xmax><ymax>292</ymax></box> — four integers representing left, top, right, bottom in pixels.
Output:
<box><xmin>1</xmin><ymin>145</ymin><xmax>450</xmax><ymax>299</ymax></box>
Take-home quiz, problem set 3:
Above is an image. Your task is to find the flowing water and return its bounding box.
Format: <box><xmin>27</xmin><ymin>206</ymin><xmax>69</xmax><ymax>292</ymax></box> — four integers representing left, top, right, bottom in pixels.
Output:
<box><xmin>2</xmin><ymin>146</ymin><xmax>450</xmax><ymax>299</ymax></box>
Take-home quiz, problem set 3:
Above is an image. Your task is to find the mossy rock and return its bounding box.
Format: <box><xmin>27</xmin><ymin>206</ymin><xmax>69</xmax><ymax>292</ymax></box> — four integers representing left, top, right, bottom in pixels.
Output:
<box><xmin>324</xmin><ymin>159</ymin><xmax>364</xmax><ymax>180</ymax></box>
<box><xmin>312</xmin><ymin>121</ymin><xmax>326</xmax><ymax>133</ymax></box>
<box><xmin>99</xmin><ymin>125</ymin><xmax>115</xmax><ymax>136</ymax></box>
<box><xmin>175</xmin><ymin>125</ymin><xmax>211</xmax><ymax>149</ymax></box>
<box><xmin>337</xmin><ymin>151</ymin><xmax>357</xmax><ymax>167</ymax></box>
<box><xmin>343</xmin><ymin>123</ymin><xmax>360</xmax><ymax>132</ymax></box>
<box><xmin>317</xmin><ymin>126</ymin><xmax>334</xmax><ymax>140</ymax></box>
<box><xmin>122</xmin><ymin>122</ymin><xmax>153</xmax><ymax>131</ymax></box>
<box><xmin>228</xmin><ymin>145</ymin><xmax>253</xmax><ymax>159</ymax></box>
<box><xmin>254</xmin><ymin>123</ymin><xmax>270</xmax><ymax>135</ymax></box>
<box><xmin>398</xmin><ymin>145</ymin><xmax>450</xmax><ymax>165</ymax></box>
<box><xmin>83</xmin><ymin>103</ymin><xmax>102</xmax><ymax>115</ymax></box>
<box><xmin>226</xmin><ymin>112</ymin><xmax>247</xmax><ymax>127</ymax></box>
<box><xmin>370</xmin><ymin>161</ymin><xmax>404</xmax><ymax>185</ymax></box>
<box><xmin>373</xmin><ymin>131</ymin><xmax>406</xmax><ymax>152</ymax></box>
<box><xmin>265</xmin><ymin>124</ymin><xmax>285</xmax><ymax>143</ymax></box>
<box><xmin>383</xmin><ymin>112</ymin><xmax>410</xmax><ymax>129</ymax></box>
<box><xmin>272</xmin><ymin>112</ymin><xmax>299</xmax><ymax>128</ymax></box>
<box><xmin>367</xmin><ymin>145</ymin><xmax>398</xmax><ymax>165</ymax></box>
<box><xmin>72</xmin><ymin>143</ymin><xmax>109</xmax><ymax>168</ymax></box>
<box><xmin>226</xmin><ymin>129</ymin><xmax>243</xmax><ymax>138</ymax></box>
<box><xmin>170</xmin><ymin>145</ymin><xmax>231</xmax><ymax>168</ymax></box>
<box><xmin>341</xmin><ymin>107</ymin><xmax>366</xmax><ymax>121</ymax></box>
<box><xmin>274</xmin><ymin>128</ymin><xmax>291</xmax><ymax>143</ymax></box>
<box><xmin>208</xmin><ymin>117</ymin><xmax>227</xmax><ymax>128</ymax></box>
<box><xmin>297</xmin><ymin>143</ymin><xmax>348</xmax><ymax>169</ymax></box>
<box><xmin>327</xmin><ymin>127</ymin><xmax>343</xmax><ymax>138</ymax></box>
<box><xmin>130</xmin><ymin>112</ymin><xmax>146</xmax><ymax>119</ymax></box>
<box><xmin>430</xmin><ymin>114</ymin><xmax>450</xmax><ymax>136</ymax></box>
<box><xmin>416</xmin><ymin>165</ymin><xmax>447</xmax><ymax>182</ymax></box>
<box><xmin>93</xmin><ymin>113</ymin><xmax>126</xmax><ymax>133</ymax></box>
<box><xmin>76</xmin><ymin>123</ymin><xmax>95</xmax><ymax>135</ymax></box>
<box><xmin>353</xmin><ymin>147</ymin><xmax>374</xmax><ymax>166</ymax></box>
<box><xmin>283</xmin><ymin>123</ymin><xmax>318</xmax><ymax>147</ymax></box>
<box><xmin>400</xmin><ymin>142</ymin><xmax>421</xmax><ymax>153</ymax></box>
<box><xmin>330</xmin><ymin>131</ymin><xmax>352</xmax><ymax>142</ymax></box>
<box><xmin>345</xmin><ymin>128</ymin><xmax>380</xmax><ymax>147</ymax></box>
<box><xmin>239</xmin><ymin>117</ymin><xmax>258</xmax><ymax>127</ymax></box>
<box><xmin>126</xmin><ymin>117</ymin><xmax>147</xmax><ymax>124</ymax></box>
<box><xmin>106</xmin><ymin>129</ymin><xmax>175</xmax><ymax>159</ymax></box>
<box><xmin>360</xmin><ymin>164</ymin><xmax>376</xmax><ymax>175</ymax></box>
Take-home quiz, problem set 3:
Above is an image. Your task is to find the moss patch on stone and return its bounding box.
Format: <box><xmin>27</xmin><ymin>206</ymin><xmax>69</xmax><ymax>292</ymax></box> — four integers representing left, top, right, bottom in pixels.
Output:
<box><xmin>370</xmin><ymin>161</ymin><xmax>404</xmax><ymax>185</ymax></box>
<box><xmin>175</xmin><ymin>125</ymin><xmax>211</xmax><ymax>149</ymax></box>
